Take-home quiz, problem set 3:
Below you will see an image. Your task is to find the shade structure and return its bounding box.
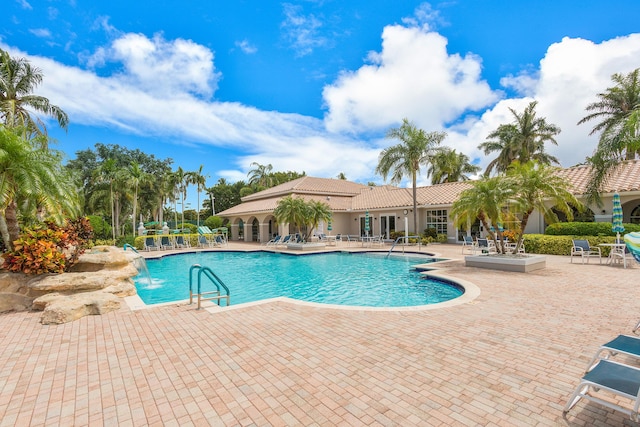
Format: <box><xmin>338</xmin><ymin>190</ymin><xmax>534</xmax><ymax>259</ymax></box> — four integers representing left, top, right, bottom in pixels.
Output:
<box><xmin>612</xmin><ymin>192</ymin><xmax>625</xmax><ymax>241</ymax></box>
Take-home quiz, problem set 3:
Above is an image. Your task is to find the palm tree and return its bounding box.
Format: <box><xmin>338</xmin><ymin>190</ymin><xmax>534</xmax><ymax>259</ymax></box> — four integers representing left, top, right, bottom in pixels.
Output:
<box><xmin>479</xmin><ymin>101</ymin><xmax>560</xmax><ymax>175</ymax></box>
<box><xmin>126</xmin><ymin>162</ymin><xmax>147</xmax><ymax>237</ymax></box>
<box><xmin>376</xmin><ymin>118</ymin><xmax>446</xmax><ymax>233</ymax></box>
<box><xmin>0</xmin><ymin>126</ymin><xmax>79</xmax><ymax>249</ymax></box>
<box><xmin>506</xmin><ymin>161</ymin><xmax>581</xmax><ymax>254</ymax></box>
<box><xmin>578</xmin><ymin>68</ymin><xmax>640</xmax><ymax>204</ymax></box>
<box><xmin>0</xmin><ymin>49</ymin><xmax>68</xmax><ymax>136</ymax></box>
<box><xmin>450</xmin><ymin>176</ymin><xmax>514</xmax><ymax>253</ymax></box>
<box><xmin>304</xmin><ymin>200</ymin><xmax>332</xmax><ymax>241</ymax></box>
<box><xmin>173</xmin><ymin>167</ymin><xmax>189</xmax><ymax>230</ymax></box>
<box><xmin>273</xmin><ymin>196</ymin><xmax>307</xmax><ymax>236</ymax></box>
<box><xmin>427</xmin><ymin>148</ymin><xmax>480</xmax><ymax>184</ymax></box>
<box><xmin>247</xmin><ymin>162</ymin><xmax>273</xmax><ymax>188</ymax></box>
<box><xmin>92</xmin><ymin>158</ymin><xmax>118</xmax><ymax>242</ymax></box>
<box><xmin>189</xmin><ymin>165</ymin><xmax>207</xmax><ymax>227</ymax></box>
<box><xmin>337</xmin><ymin>172</ymin><xmax>347</xmax><ymax>180</ymax></box>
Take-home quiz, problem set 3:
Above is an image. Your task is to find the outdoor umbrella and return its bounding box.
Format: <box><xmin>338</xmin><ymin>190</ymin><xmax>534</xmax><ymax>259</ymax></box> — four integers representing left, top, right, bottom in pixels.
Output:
<box><xmin>612</xmin><ymin>192</ymin><xmax>625</xmax><ymax>242</ymax></box>
<box><xmin>364</xmin><ymin>210</ymin><xmax>370</xmax><ymax>236</ymax></box>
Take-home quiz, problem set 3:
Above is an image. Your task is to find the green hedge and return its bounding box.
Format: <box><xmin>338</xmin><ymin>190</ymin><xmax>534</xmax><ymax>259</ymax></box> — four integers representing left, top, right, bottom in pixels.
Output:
<box><xmin>545</xmin><ymin>222</ymin><xmax>640</xmax><ymax>236</ymax></box>
<box><xmin>523</xmin><ymin>234</ymin><xmax>624</xmax><ymax>256</ymax></box>
<box><xmin>133</xmin><ymin>234</ymin><xmax>200</xmax><ymax>250</ymax></box>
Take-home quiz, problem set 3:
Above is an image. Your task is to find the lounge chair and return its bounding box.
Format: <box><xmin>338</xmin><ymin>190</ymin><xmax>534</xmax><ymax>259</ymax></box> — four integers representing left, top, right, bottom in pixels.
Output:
<box><xmin>160</xmin><ymin>235</ymin><xmax>174</xmax><ymax>250</ymax></box>
<box><xmin>214</xmin><ymin>234</ymin><xmax>227</xmax><ymax>247</ymax></box>
<box><xmin>584</xmin><ymin>335</ymin><xmax>640</xmax><ymax>373</ymax></box>
<box><xmin>475</xmin><ymin>238</ymin><xmax>496</xmax><ymax>254</ymax></box>
<box><xmin>563</xmin><ymin>359</ymin><xmax>640</xmax><ymax>421</ymax></box>
<box><xmin>461</xmin><ymin>235</ymin><xmax>476</xmax><ymax>254</ymax></box>
<box><xmin>175</xmin><ymin>235</ymin><xmax>190</xmax><ymax>249</ymax></box>
<box><xmin>264</xmin><ymin>235</ymin><xmax>280</xmax><ymax>246</ymax></box>
<box><xmin>277</xmin><ymin>235</ymin><xmax>293</xmax><ymax>247</ymax></box>
<box><xmin>571</xmin><ymin>239</ymin><xmax>601</xmax><ymax>264</ymax></box>
<box><xmin>144</xmin><ymin>236</ymin><xmax>160</xmax><ymax>251</ymax></box>
<box><xmin>197</xmin><ymin>235</ymin><xmax>213</xmax><ymax>248</ymax></box>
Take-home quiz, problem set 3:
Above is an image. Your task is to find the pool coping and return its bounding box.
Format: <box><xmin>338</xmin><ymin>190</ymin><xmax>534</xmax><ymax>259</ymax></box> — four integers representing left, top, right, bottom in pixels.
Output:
<box><xmin>126</xmin><ymin>248</ymin><xmax>480</xmax><ymax>313</ymax></box>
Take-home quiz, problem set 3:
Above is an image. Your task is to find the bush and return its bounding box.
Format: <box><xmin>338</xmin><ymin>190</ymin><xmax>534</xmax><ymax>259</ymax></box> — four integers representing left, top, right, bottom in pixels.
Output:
<box><xmin>133</xmin><ymin>234</ymin><xmax>199</xmax><ymax>250</ymax></box>
<box><xmin>521</xmin><ymin>234</ymin><xmax>623</xmax><ymax>256</ymax></box>
<box><xmin>204</xmin><ymin>216</ymin><xmax>224</xmax><ymax>229</ymax></box>
<box><xmin>545</xmin><ymin>222</ymin><xmax>640</xmax><ymax>236</ymax></box>
<box><xmin>422</xmin><ymin>228</ymin><xmax>437</xmax><ymax>239</ymax></box>
<box><xmin>179</xmin><ymin>223</ymin><xmax>198</xmax><ymax>233</ymax></box>
<box><xmin>436</xmin><ymin>234</ymin><xmax>448</xmax><ymax>243</ymax></box>
<box><xmin>88</xmin><ymin>215</ymin><xmax>112</xmax><ymax>239</ymax></box>
<box><xmin>3</xmin><ymin>218</ymin><xmax>94</xmax><ymax>274</ymax></box>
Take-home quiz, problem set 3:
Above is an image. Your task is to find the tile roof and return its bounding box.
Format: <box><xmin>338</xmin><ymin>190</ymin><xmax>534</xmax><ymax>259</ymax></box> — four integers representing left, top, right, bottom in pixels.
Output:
<box><xmin>241</xmin><ymin>176</ymin><xmax>369</xmax><ymax>202</ymax></box>
<box><xmin>218</xmin><ymin>160</ymin><xmax>640</xmax><ymax>217</ymax></box>
<box><xmin>556</xmin><ymin>159</ymin><xmax>640</xmax><ymax>195</ymax></box>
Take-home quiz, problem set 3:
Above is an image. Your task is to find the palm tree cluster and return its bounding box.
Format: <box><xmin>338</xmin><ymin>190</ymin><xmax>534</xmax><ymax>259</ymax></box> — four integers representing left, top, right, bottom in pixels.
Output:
<box><xmin>273</xmin><ymin>196</ymin><xmax>332</xmax><ymax>241</ymax></box>
<box><xmin>0</xmin><ymin>49</ymin><xmax>78</xmax><ymax>251</ymax></box>
<box><xmin>578</xmin><ymin>68</ymin><xmax>640</xmax><ymax>204</ymax></box>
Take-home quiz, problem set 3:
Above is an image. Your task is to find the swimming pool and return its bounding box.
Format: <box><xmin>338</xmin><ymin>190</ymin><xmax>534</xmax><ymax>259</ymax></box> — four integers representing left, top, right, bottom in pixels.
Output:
<box><xmin>135</xmin><ymin>251</ymin><xmax>463</xmax><ymax>307</ymax></box>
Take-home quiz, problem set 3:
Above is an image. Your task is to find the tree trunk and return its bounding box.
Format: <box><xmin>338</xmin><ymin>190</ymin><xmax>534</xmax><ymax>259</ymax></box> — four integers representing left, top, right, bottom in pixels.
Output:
<box><xmin>412</xmin><ymin>172</ymin><xmax>418</xmax><ymax>235</ymax></box>
<box><xmin>514</xmin><ymin>210</ymin><xmax>532</xmax><ymax>254</ymax></box>
<box><xmin>0</xmin><ymin>213</ymin><xmax>13</xmax><ymax>251</ymax></box>
<box><xmin>5</xmin><ymin>200</ymin><xmax>20</xmax><ymax>247</ymax></box>
<box><xmin>110</xmin><ymin>184</ymin><xmax>115</xmax><ymax>242</ymax></box>
<box><xmin>132</xmin><ymin>186</ymin><xmax>137</xmax><ymax>239</ymax></box>
<box><xmin>114</xmin><ymin>197</ymin><xmax>121</xmax><ymax>237</ymax></box>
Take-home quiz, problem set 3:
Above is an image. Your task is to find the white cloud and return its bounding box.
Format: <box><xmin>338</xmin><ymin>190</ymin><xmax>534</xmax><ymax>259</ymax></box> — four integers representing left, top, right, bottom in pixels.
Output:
<box><xmin>235</xmin><ymin>39</ymin><xmax>257</xmax><ymax>54</ymax></box>
<box><xmin>29</xmin><ymin>28</ymin><xmax>52</xmax><ymax>38</ymax></box>
<box><xmin>460</xmin><ymin>34</ymin><xmax>640</xmax><ymax>172</ymax></box>
<box><xmin>402</xmin><ymin>2</ymin><xmax>446</xmax><ymax>31</ymax></box>
<box><xmin>322</xmin><ymin>24</ymin><xmax>498</xmax><ymax>134</ymax></box>
<box><xmin>85</xmin><ymin>32</ymin><xmax>220</xmax><ymax>98</ymax></box>
<box><xmin>3</xmin><ymin>25</ymin><xmax>640</xmax><ymax>189</ymax></box>
<box><xmin>16</xmin><ymin>0</ymin><xmax>32</xmax><ymax>10</ymax></box>
<box><xmin>280</xmin><ymin>3</ymin><xmax>326</xmax><ymax>57</ymax></box>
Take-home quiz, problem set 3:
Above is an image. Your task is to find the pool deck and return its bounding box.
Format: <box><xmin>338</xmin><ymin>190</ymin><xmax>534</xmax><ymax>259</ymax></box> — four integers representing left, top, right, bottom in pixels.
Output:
<box><xmin>1</xmin><ymin>242</ymin><xmax>639</xmax><ymax>426</ymax></box>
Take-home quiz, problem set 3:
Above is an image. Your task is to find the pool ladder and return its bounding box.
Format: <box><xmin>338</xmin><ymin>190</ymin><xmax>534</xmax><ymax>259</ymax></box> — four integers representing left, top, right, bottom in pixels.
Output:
<box><xmin>387</xmin><ymin>235</ymin><xmax>422</xmax><ymax>256</ymax></box>
<box><xmin>189</xmin><ymin>264</ymin><xmax>230</xmax><ymax>309</ymax></box>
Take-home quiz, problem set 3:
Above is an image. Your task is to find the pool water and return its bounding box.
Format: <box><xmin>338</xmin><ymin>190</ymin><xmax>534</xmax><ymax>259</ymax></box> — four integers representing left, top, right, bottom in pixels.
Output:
<box><xmin>135</xmin><ymin>251</ymin><xmax>463</xmax><ymax>307</ymax></box>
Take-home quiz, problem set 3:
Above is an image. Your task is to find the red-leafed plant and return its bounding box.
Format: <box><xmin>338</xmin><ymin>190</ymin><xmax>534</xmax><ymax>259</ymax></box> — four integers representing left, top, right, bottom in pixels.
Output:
<box><xmin>2</xmin><ymin>217</ymin><xmax>94</xmax><ymax>274</ymax></box>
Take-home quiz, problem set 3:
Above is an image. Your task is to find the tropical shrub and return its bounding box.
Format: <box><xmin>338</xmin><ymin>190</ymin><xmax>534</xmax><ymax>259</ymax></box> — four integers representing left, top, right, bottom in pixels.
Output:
<box><xmin>436</xmin><ymin>233</ymin><xmax>448</xmax><ymax>243</ymax></box>
<box><xmin>423</xmin><ymin>228</ymin><xmax>437</xmax><ymax>239</ymax></box>
<box><xmin>521</xmin><ymin>234</ymin><xmax>624</xmax><ymax>256</ymax></box>
<box><xmin>3</xmin><ymin>218</ymin><xmax>93</xmax><ymax>274</ymax></box>
<box><xmin>88</xmin><ymin>215</ymin><xmax>112</xmax><ymax>240</ymax></box>
<box><xmin>204</xmin><ymin>215</ymin><xmax>224</xmax><ymax>229</ymax></box>
<box><xmin>545</xmin><ymin>222</ymin><xmax>640</xmax><ymax>236</ymax></box>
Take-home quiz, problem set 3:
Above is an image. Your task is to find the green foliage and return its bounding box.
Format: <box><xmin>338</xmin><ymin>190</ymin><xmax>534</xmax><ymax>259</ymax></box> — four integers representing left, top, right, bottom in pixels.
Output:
<box><xmin>545</xmin><ymin>222</ymin><xmax>640</xmax><ymax>236</ymax></box>
<box><xmin>423</xmin><ymin>228</ymin><xmax>437</xmax><ymax>239</ymax></box>
<box><xmin>436</xmin><ymin>234</ymin><xmax>448</xmax><ymax>243</ymax></box>
<box><xmin>204</xmin><ymin>215</ymin><xmax>224</xmax><ymax>229</ymax></box>
<box><xmin>2</xmin><ymin>217</ymin><xmax>93</xmax><ymax>274</ymax></box>
<box><xmin>523</xmin><ymin>234</ymin><xmax>624</xmax><ymax>256</ymax></box>
<box><xmin>180</xmin><ymin>223</ymin><xmax>197</xmax><ymax>233</ymax></box>
<box><xmin>88</xmin><ymin>215</ymin><xmax>112</xmax><ymax>239</ymax></box>
<box><xmin>133</xmin><ymin>234</ymin><xmax>199</xmax><ymax>250</ymax></box>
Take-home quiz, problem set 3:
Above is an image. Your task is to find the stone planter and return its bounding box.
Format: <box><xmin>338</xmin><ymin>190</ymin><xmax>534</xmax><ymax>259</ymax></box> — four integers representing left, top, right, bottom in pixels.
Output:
<box><xmin>286</xmin><ymin>242</ymin><xmax>326</xmax><ymax>251</ymax></box>
<box><xmin>465</xmin><ymin>254</ymin><xmax>546</xmax><ymax>272</ymax></box>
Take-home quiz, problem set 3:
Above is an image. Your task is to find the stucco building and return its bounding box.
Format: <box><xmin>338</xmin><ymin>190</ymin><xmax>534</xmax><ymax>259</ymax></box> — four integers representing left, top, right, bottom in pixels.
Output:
<box><xmin>218</xmin><ymin>160</ymin><xmax>640</xmax><ymax>243</ymax></box>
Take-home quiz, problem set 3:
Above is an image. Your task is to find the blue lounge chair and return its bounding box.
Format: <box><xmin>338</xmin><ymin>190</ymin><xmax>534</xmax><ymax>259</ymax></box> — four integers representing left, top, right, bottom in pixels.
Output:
<box><xmin>160</xmin><ymin>235</ymin><xmax>174</xmax><ymax>250</ymax></box>
<box><xmin>144</xmin><ymin>236</ymin><xmax>160</xmax><ymax>251</ymax></box>
<box><xmin>198</xmin><ymin>235</ymin><xmax>212</xmax><ymax>248</ymax></box>
<box><xmin>461</xmin><ymin>235</ymin><xmax>476</xmax><ymax>253</ymax></box>
<box><xmin>564</xmin><ymin>359</ymin><xmax>640</xmax><ymax>421</ymax></box>
<box><xmin>571</xmin><ymin>239</ymin><xmax>601</xmax><ymax>264</ymax></box>
<box><xmin>584</xmin><ymin>335</ymin><xmax>640</xmax><ymax>372</ymax></box>
<box><xmin>175</xmin><ymin>235</ymin><xmax>190</xmax><ymax>249</ymax></box>
<box><xmin>265</xmin><ymin>235</ymin><xmax>281</xmax><ymax>246</ymax></box>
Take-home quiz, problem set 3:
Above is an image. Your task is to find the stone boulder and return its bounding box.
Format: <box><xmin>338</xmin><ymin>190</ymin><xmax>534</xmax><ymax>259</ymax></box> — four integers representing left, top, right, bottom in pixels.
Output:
<box><xmin>34</xmin><ymin>291</ymin><xmax>122</xmax><ymax>325</ymax></box>
<box><xmin>0</xmin><ymin>245</ymin><xmax>143</xmax><ymax>324</ymax></box>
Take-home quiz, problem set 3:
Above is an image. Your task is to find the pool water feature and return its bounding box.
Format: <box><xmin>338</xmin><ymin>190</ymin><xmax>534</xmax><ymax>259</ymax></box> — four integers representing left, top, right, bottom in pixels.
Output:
<box><xmin>135</xmin><ymin>251</ymin><xmax>462</xmax><ymax>307</ymax></box>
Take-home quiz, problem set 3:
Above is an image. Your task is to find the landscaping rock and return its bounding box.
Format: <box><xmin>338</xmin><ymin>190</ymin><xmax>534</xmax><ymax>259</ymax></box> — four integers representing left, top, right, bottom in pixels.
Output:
<box><xmin>0</xmin><ymin>245</ymin><xmax>141</xmax><ymax>323</ymax></box>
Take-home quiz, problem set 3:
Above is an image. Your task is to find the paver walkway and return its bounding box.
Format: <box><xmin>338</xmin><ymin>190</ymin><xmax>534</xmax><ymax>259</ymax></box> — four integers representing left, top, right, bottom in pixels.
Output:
<box><xmin>1</xmin><ymin>243</ymin><xmax>639</xmax><ymax>426</ymax></box>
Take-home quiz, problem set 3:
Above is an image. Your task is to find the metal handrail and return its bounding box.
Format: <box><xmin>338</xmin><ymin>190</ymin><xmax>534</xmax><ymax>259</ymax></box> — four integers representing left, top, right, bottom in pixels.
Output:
<box><xmin>189</xmin><ymin>264</ymin><xmax>230</xmax><ymax>309</ymax></box>
<box><xmin>387</xmin><ymin>235</ymin><xmax>422</xmax><ymax>256</ymax></box>
<box><xmin>123</xmin><ymin>243</ymin><xmax>139</xmax><ymax>253</ymax></box>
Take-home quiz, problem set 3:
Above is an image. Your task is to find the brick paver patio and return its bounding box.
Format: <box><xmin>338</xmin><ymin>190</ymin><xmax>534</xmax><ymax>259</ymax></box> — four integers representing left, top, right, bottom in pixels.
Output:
<box><xmin>1</xmin><ymin>243</ymin><xmax>639</xmax><ymax>426</ymax></box>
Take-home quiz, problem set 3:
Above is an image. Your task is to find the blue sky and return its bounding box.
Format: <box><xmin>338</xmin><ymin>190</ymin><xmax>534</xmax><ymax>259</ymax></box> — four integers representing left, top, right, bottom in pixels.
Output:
<box><xmin>3</xmin><ymin>0</ymin><xmax>640</xmax><ymax>209</ymax></box>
